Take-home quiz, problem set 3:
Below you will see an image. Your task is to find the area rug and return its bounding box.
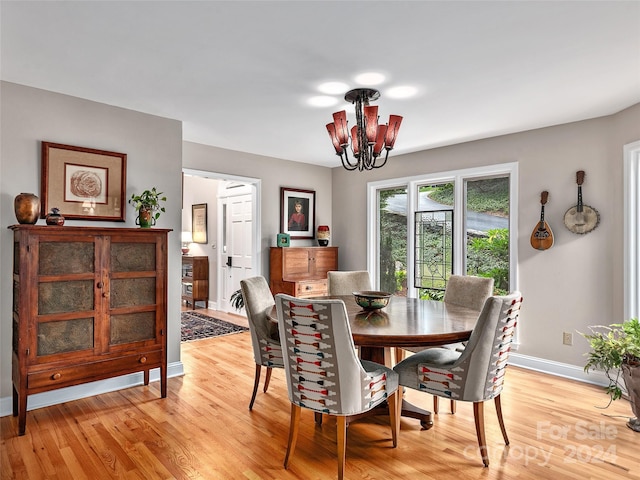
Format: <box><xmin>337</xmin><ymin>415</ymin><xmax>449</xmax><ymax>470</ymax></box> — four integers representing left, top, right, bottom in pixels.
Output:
<box><xmin>181</xmin><ymin>311</ymin><xmax>248</xmax><ymax>342</ymax></box>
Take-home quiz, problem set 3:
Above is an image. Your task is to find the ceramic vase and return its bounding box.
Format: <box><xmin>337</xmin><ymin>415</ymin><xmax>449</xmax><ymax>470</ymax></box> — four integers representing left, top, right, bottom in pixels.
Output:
<box><xmin>14</xmin><ymin>193</ymin><xmax>40</xmax><ymax>224</ymax></box>
<box><xmin>317</xmin><ymin>225</ymin><xmax>330</xmax><ymax>246</ymax></box>
<box><xmin>46</xmin><ymin>208</ymin><xmax>65</xmax><ymax>226</ymax></box>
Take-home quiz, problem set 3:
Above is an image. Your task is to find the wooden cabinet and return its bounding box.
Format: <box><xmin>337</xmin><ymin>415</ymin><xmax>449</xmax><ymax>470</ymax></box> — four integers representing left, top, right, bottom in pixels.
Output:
<box><xmin>269</xmin><ymin>247</ymin><xmax>338</xmax><ymax>298</ymax></box>
<box><xmin>9</xmin><ymin>225</ymin><xmax>170</xmax><ymax>436</ymax></box>
<box><xmin>181</xmin><ymin>255</ymin><xmax>209</xmax><ymax>309</ymax></box>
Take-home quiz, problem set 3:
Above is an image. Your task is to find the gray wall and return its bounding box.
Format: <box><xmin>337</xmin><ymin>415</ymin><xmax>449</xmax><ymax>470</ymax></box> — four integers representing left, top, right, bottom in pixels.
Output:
<box><xmin>0</xmin><ymin>82</ymin><xmax>183</xmax><ymax>406</ymax></box>
<box><xmin>331</xmin><ymin>103</ymin><xmax>640</xmax><ymax>369</ymax></box>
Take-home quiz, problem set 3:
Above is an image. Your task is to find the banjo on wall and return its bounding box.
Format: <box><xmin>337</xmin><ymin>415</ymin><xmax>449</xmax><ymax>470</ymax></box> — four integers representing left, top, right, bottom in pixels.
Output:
<box><xmin>564</xmin><ymin>170</ymin><xmax>600</xmax><ymax>234</ymax></box>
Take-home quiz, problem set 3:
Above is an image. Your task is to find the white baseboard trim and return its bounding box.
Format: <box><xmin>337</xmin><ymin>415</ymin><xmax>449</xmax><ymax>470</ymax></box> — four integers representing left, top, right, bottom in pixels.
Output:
<box><xmin>509</xmin><ymin>353</ymin><xmax>609</xmax><ymax>387</ymax></box>
<box><xmin>0</xmin><ymin>361</ymin><xmax>184</xmax><ymax>418</ymax></box>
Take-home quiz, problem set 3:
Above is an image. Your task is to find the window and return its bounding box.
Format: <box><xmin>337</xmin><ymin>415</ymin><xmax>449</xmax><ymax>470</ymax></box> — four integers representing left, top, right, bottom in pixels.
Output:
<box><xmin>368</xmin><ymin>163</ymin><xmax>518</xmax><ymax>299</ymax></box>
<box><xmin>624</xmin><ymin>140</ymin><xmax>640</xmax><ymax>319</ymax></box>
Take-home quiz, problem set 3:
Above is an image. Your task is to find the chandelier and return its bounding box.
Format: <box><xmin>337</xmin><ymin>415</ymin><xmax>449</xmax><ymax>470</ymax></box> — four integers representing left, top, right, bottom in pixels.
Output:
<box><xmin>326</xmin><ymin>88</ymin><xmax>402</xmax><ymax>171</ymax></box>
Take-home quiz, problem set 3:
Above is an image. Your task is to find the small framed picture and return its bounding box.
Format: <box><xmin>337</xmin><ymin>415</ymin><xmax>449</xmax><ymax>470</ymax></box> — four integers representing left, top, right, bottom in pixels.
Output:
<box><xmin>281</xmin><ymin>187</ymin><xmax>315</xmax><ymax>239</ymax></box>
<box><xmin>277</xmin><ymin>233</ymin><xmax>291</xmax><ymax>247</ymax></box>
<box><xmin>41</xmin><ymin>142</ymin><xmax>127</xmax><ymax>221</ymax></box>
<box><xmin>192</xmin><ymin>203</ymin><xmax>208</xmax><ymax>244</ymax></box>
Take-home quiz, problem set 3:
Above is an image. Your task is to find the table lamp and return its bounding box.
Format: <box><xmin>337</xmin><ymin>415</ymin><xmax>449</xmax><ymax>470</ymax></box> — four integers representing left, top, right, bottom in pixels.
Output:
<box><xmin>181</xmin><ymin>231</ymin><xmax>193</xmax><ymax>255</ymax></box>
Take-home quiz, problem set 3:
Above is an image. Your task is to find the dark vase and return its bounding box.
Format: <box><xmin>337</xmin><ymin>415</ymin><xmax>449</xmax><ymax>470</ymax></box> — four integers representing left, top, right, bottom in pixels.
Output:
<box><xmin>14</xmin><ymin>193</ymin><xmax>40</xmax><ymax>224</ymax></box>
<box><xmin>46</xmin><ymin>210</ymin><xmax>65</xmax><ymax>226</ymax></box>
<box><xmin>317</xmin><ymin>225</ymin><xmax>330</xmax><ymax>246</ymax></box>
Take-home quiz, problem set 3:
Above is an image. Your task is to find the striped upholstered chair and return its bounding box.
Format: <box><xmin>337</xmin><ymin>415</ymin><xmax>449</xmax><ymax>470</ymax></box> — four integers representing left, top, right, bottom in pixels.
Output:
<box><xmin>240</xmin><ymin>276</ymin><xmax>283</xmax><ymax>410</ymax></box>
<box><xmin>275</xmin><ymin>293</ymin><xmax>400</xmax><ymax>480</ymax></box>
<box><xmin>393</xmin><ymin>291</ymin><xmax>522</xmax><ymax>467</ymax></box>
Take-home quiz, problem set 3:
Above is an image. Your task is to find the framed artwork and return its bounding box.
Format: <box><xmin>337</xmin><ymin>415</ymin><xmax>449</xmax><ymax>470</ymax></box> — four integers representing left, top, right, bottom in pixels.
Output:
<box><xmin>192</xmin><ymin>203</ymin><xmax>208</xmax><ymax>244</ymax></box>
<box><xmin>281</xmin><ymin>187</ymin><xmax>315</xmax><ymax>239</ymax></box>
<box><xmin>41</xmin><ymin>142</ymin><xmax>127</xmax><ymax>221</ymax></box>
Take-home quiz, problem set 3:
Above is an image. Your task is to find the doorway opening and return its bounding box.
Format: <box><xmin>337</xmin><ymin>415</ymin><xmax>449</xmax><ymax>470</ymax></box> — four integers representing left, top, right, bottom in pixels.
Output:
<box><xmin>182</xmin><ymin>168</ymin><xmax>261</xmax><ymax>316</ymax></box>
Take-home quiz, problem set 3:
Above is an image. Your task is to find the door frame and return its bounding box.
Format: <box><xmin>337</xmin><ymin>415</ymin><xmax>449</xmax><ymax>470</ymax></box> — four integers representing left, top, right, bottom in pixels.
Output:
<box><xmin>182</xmin><ymin>168</ymin><xmax>261</xmax><ymax>312</ymax></box>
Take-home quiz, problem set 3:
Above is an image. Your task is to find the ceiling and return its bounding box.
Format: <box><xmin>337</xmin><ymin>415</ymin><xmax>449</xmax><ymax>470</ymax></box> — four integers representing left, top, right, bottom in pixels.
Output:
<box><xmin>2</xmin><ymin>1</ymin><xmax>639</xmax><ymax>168</ymax></box>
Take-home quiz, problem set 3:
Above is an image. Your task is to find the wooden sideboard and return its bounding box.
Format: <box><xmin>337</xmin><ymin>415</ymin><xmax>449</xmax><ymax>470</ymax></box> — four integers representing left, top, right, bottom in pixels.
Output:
<box><xmin>9</xmin><ymin>225</ymin><xmax>170</xmax><ymax>436</ymax></box>
<box><xmin>181</xmin><ymin>255</ymin><xmax>209</xmax><ymax>309</ymax></box>
<box><xmin>269</xmin><ymin>246</ymin><xmax>338</xmax><ymax>298</ymax></box>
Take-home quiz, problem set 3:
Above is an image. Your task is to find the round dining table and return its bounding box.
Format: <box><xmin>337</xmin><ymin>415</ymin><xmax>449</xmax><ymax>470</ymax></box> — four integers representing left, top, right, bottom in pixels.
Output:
<box><xmin>269</xmin><ymin>294</ymin><xmax>480</xmax><ymax>429</ymax></box>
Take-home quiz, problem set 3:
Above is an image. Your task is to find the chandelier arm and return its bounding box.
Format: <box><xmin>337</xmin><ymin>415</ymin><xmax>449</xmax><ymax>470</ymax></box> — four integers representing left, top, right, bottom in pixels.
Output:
<box><xmin>340</xmin><ymin>153</ymin><xmax>359</xmax><ymax>171</ymax></box>
<box><xmin>371</xmin><ymin>149</ymin><xmax>390</xmax><ymax>169</ymax></box>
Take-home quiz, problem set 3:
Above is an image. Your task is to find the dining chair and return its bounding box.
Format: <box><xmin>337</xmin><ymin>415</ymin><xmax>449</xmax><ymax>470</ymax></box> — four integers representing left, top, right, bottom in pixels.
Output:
<box><xmin>274</xmin><ymin>293</ymin><xmax>401</xmax><ymax>480</ymax></box>
<box><xmin>240</xmin><ymin>276</ymin><xmax>283</xmax><ymax>411</ymax></box>
<box><xmin>393</xmin><ymin>291</ymin><xmax>523</xmax><ymax>467</ymax></box>
<box><xmin>327</xmin><ymin>270</ymin><xmax>372</xmax><ymax>295</ymax></box>
<box><xmin>396</xmin><ymin>274</ymin><xmax>494</xmax><ymax>413</ymax></box>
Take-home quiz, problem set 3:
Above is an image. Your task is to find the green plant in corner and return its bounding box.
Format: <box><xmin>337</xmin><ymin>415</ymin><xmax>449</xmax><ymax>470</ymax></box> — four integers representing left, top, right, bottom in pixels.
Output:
<box><xmin>230</xmin><ymin>289</ymin><xmax>244</xmax><ymax>311</ymax></box>
<box><xmin>128</xmin><ymin>187</ymin><xmax>166</xmax><ymax>227</ymax></box>
<box><xmin>580</xmin><ymin>318</ymin><xmax>640</xmax><ymax>432</ymax></box>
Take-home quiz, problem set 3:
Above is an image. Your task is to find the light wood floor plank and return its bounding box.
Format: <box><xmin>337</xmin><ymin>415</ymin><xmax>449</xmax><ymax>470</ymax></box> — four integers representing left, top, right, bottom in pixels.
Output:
<box><xmin>2</xmin><ymin>308</ymin><xmax>639</xmax><ymax>479</ymax></box>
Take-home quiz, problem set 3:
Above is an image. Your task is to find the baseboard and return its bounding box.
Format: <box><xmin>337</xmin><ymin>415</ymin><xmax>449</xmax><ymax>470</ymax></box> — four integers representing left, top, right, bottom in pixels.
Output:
<box><xmin>509</xmin><ymin>353</ymin><xmax>609</xmax><ymax>387</ymax></box>
<box><xmin>0</xmin><ymin>361</ymin><xmax>184</xmax><ymax>418</ymax></box>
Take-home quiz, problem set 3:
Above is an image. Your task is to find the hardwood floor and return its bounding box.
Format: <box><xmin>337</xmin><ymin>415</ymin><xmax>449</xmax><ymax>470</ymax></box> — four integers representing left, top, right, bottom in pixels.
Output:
<box><xmin>2</xmin><ymin>309</ymin><xmax>638</xmax><ymax>479</ymax></box>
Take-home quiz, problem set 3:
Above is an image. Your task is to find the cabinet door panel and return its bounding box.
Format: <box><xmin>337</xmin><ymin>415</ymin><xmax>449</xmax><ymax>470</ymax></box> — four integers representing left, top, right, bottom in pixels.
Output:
<box><xmin>110</xmin><ymin>312</ymin><xmax>156</xmax><ymax>345</ymax></box>
<box><xmin>111</xmin><ymin>243</ymin><xmax>156</xmax><ymax>272</ymax></box>
<box><xmin>38</xmin><ymin>280</ymin><xmax>94</xmax><ymax>315</ymax></box>
<box><xmin>282</xmin><ymin>249</ymin><xmax>311</xmax><ymax>277</ymax></box>
<box><xmin>39</xmin><ymin>242</ymin><xmax>94</xmax><ymax>275</ymax></box>
<box><xmin>37</xmin><ymin>317</ymin><xmax>94</xmax><ymax>356</ymax></box>
<box><xmin>110</xmin><ymin>278</ymin><xmax>156</xmax><ymax>308</ymax></box>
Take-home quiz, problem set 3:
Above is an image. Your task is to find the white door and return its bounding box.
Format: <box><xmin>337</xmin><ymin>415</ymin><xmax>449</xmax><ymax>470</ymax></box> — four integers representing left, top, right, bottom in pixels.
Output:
<box><xmin>219</xmin><ymin>189</ymin><xmax>254</xmax><ymax>312</ymax></box>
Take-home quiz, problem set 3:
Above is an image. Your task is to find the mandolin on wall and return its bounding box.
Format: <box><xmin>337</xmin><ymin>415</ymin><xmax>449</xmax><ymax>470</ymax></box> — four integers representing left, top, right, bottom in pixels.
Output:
<box><xmin>564</xmin><ymin>170</ymin><xmax>600</xmax><ymax>235</ymax></box>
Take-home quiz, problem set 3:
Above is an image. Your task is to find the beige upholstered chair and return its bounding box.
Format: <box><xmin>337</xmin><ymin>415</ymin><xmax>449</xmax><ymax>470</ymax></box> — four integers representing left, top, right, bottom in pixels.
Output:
<box><xmin>397</xmin><ymin>275</ymin><xmax>494</xmax><ymax>413</ymax></box>
<box><xmin>275</xmin><ymin>293</ymin><xmax>400</xmax><ymax>480</ymax></box>
<box><xmin>327</xmin><ymin>270</ymin><xmax>372</xmax><ymax>296</ymax></box>
<box><xmin>393</xmin><ymin>292</ymin><xmax>523</xmax><ymax>467</ymax></box>
<box><xmin>240</xmin><ymin>276</ymin><xmax>283</xmax><ymax>410</ymax></box>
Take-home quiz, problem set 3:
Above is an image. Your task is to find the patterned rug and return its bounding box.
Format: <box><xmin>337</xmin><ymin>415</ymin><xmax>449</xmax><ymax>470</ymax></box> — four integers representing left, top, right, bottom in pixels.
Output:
<box><xmin>181</xmin><ymin>311</ymin><xmax>248</xmax><ymax>342</ymax></box>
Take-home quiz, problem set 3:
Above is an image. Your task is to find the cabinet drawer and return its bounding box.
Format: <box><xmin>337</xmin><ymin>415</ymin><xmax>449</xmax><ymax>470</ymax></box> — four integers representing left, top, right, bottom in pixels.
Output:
<box><xmin>28</xmin><ymin>350</ymin><xmax>163</xmax><ymax>389</ymax></box>
<box><xmin>295</xmin><ymin>280</ymin><xmax>328</xmax><ymax>298</ymax></box>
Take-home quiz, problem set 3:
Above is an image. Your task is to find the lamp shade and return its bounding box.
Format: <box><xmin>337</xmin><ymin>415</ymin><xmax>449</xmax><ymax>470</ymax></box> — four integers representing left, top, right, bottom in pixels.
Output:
<box><xmin>181</xmin><ymin>231</ymin><xmax>193</xmax><ymax>243</ymax></box>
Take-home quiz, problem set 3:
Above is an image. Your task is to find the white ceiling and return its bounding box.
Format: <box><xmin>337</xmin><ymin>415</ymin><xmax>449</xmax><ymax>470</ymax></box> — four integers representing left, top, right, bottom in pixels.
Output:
<box><xmin>2</xmin><ymin>1</ymin><xmax>639</xmax><ymax>168</ymax></box>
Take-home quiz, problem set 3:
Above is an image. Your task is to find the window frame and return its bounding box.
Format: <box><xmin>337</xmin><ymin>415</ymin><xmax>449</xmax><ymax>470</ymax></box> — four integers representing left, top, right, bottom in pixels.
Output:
<box><xmin>367</xmin><ymin>162</ymin><xmax>519</xmax><ymax>298</ymax></box>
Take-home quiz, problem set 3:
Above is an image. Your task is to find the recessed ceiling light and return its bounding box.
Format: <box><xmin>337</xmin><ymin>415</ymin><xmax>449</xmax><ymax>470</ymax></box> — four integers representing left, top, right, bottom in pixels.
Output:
<box><xmin>354</xmin><ymin>72</ymin><xmax>385</xmax><ymax>86</ymax></box>
<box><xmin>308</xmin><ymin>96</ymin><xmax>339</xmax><ymax>107</ymax></box>
<box><xmin>318</xmin><ymin>81</ymin><xmax>349</xmax><ymax>94</ymax></box>
<box><xmin>386</xmin><ymin>86</ymin><xmax>418</xmax><ymax>99</ymax></box>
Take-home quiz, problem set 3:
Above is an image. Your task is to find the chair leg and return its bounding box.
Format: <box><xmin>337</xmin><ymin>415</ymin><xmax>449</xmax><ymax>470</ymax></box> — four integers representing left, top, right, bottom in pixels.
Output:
<box><xmin>249</xmin><ymin>364</ymin><xmax>261</xmax><ymax>410</ymax></box>
<box><xmin>450</xmin><ymin>399</ymin><xmax>456</xmax><ymax>414</ymax></box>
<box><xmin>395</xmin><ymin>347</ymin><xmax>406</xmax><ymax>363</ymax></box>
<box><xmin>337</xmin><ymin>416</ymin><xmax>347</xmax><ymax>480</ymax></box>
<box><xmin>284</xmin><ymin>403</ymin><xmax>301</xmax><ymax>469</ymax></box>
<box><xmin>473</xmin><ymin>401</ymin><xmax>489</xmax><ymax>467</ymax></box>
<box><xmin>263</xmin><ymin>366</ymin><xmax>273</xmax><ymax>393</ymax></box>
<box><xmin>494</xmin><ymin>394</ymin><xmax>509</xmax><ymax>445</ymax></box>
<box><xmin>433</xmin><ymin>396</ymin><xmax>439</xmax><ymax>414</ymax></box>
<box><xmin>388</xmin><ymin>390</ymin><xmax>400</xmax><ymax>447</ymax></box>
<box><xmin>314</xmin><ymin>412</ymin><xmax>323</xmax><ymax>425</ymax></box>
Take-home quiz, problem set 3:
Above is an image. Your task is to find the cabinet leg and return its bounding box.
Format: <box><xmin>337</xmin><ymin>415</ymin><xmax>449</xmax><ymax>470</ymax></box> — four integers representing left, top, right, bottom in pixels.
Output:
<box><xmin>143</xmin><ymin>369</ymin><xmax>150</xmax><ymax>386</ymax></box>
<box><xmin>160</xmin><ymin>364</ymin><xmax>167</xmax><ymax>398</ymax></box>
<box><xmin>12</xmin><ymin>385</ymin><xmax>18</xmax><ymax>417</ymax></box>
<box><xmin>17</xmin><ymin>389</ymin><xmax>27</xmax><ymax>436</ymax></box>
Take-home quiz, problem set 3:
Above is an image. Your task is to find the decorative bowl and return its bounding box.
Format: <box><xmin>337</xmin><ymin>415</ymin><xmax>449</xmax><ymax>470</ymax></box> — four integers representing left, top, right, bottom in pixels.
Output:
<box><xmin>353</xmin><ymin>291</ymin><xmax>392</xmax><ymax>311</ymax></box>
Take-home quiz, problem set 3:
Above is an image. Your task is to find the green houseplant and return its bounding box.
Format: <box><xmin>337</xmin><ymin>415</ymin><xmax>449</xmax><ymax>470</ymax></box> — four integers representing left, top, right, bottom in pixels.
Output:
<box><xmin>128</xmin><ymin>187</ymin><xmax>166</xmax><ymax>228</ymax></box>
<box><xmin>230</xmin><ymin>289</ymin><xmax>244</xmax><ymax>311</ymax></box>
<box><xmin>581</xmin><ymin>318</ymin><xmax>640</xmax><ymax>432</ymax></box>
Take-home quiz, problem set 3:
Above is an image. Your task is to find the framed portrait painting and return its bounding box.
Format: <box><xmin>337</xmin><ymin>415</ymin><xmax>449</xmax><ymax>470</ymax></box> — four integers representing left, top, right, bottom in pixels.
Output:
<box><xmin>41</xmin><ymin>142</ymin><xmax>127</xmax><ymax>221</ymax></box>
<box><xmin>281</xmin><ymin>187</ymin><xmax>315</xmax><ymax>239</ymax></box>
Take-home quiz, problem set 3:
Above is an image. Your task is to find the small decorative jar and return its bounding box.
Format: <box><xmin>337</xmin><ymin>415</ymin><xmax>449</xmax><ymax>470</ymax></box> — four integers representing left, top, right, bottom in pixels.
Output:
<box><xmin>46</xmin><ymin>207</ymin><xmax>65</xmax><ymax>226</ymax></box>
<box><xmin>317</xmin><ymin>225</ymin><xmax>330</xmax><ymax>246</ymax></box>
<box><xmin>14</xmin><ymin>193</ymin><xmax>40</xmax><ymax>224</ymax></box>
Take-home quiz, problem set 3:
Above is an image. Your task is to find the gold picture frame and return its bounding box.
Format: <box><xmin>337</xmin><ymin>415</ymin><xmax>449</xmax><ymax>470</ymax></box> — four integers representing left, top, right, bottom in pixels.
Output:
<box><xmin>41</xmin><ymin>142</ymin><xmax>127</xmax><ymax>221</ymax></box>
<box><xmin>192</xmin><ymin>203</ymin><xmax>208</xmax><ymax>244</ymax></box>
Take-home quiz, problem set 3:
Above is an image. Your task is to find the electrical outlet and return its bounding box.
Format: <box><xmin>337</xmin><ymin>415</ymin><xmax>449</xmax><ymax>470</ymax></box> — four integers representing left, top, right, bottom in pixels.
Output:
<box><xmin>563</xmin><ymin>332</ymin><xmax>573</xmax><ymax>346</ymax></box>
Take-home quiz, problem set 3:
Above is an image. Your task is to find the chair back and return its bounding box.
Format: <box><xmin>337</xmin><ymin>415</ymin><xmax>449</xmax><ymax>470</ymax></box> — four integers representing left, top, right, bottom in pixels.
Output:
<box><xmin>240</xmin><ymin>276</ymin><xmax>283</xmax><ymax>367</ymax></box>
<box><xmin>327</xmin><ymin>271</ymin><xmax>372</xmax><ymax>296</ymax></box>
<box><xmin>275</xmin><ymin>293</ymin><xmax>393</xmax><ymax>415</ymax></box>
<box><xmin>418</xmin><ymin>292</ymin><xmax>522</xmax><ymax>402</ymax></box>
<box><xmin>443</xmin><ymin>275</ymin><xmax>494</xmax><ymax>311</ymax></box>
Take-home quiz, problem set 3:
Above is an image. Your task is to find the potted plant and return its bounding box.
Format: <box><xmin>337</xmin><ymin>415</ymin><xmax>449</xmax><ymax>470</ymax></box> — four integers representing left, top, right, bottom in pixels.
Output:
<box><xmin>128</xmin><ymin>187</ymin><xmax>166</xmax><ymax>228</ymax></box>
<box><xmin>581</xmin><ymin>318</ymin><xmax>640</xmax><ymax>432</ymax></box>
<box><xmin>230</xmin><ymin>289</ymin><xmax>244</xmax><ymax>311</ymax></box>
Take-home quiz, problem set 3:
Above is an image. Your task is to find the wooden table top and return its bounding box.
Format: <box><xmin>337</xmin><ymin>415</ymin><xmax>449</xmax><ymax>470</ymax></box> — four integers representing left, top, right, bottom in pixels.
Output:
<box><xmin>270</xmin><ymin>295</ymin><xmax>479</xmax><ymax>349</ymax></box>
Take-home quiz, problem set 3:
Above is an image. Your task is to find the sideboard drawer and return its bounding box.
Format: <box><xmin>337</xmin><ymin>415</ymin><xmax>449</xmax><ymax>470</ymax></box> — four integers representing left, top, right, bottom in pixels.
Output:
<box><xmin>295</xmin><ymin>279</ymin><xmax>328</xmax><ymax>298</ymax></box>
<box><xmin>27</xmin><ymin>350</ymin><xmax>163</xmax><ymax>389</ymax></box>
